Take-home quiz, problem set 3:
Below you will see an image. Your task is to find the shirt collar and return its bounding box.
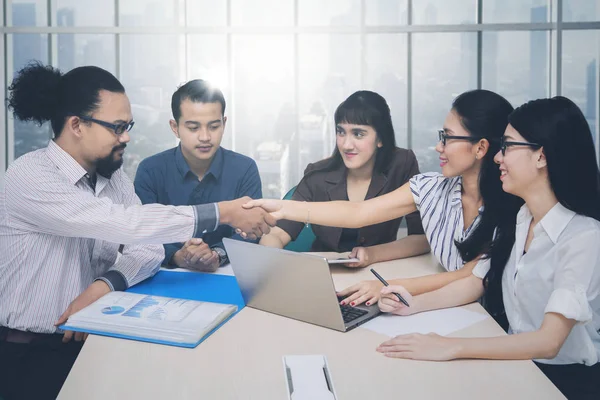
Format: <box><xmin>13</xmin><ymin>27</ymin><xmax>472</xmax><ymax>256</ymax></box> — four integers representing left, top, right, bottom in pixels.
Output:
<box><xmin>538</xmin><ymin>202</ymin><xmax>576</xmax><ymax>244</ymax></box>
<box><xmin>175</xmin><ymin>145</ymin><xmax>224</xmax><ymax>182</ymax></box>
<box><xmin>516</xmin><ymin>202</ymin><xmax>575</xmax><ymax>244</ymax></box>
<box><xmin>323</xmin><ymin>161</ymin><xmax>346</xmax><ymax>184</ymax></box>
<box><xmin>46</xmin><ymin>140</ymin><xmax>89</xmax><ymax>185</ymax></box>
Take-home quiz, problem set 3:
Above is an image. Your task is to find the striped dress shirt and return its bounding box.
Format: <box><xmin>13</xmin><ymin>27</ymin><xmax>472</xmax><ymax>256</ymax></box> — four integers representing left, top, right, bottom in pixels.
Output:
<box><xmin>0</xmin><ymin>141</ymin><xmax>218</xmax><ymax>333</ymax></box>
<box><xmin>409</xmin><ymin>172</ymin><xmax>483</xmax><ymax>271</ymax></box>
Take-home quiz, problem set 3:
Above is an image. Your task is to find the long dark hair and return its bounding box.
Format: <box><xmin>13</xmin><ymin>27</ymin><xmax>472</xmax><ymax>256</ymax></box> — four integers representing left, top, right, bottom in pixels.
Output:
<box><xmin>483</xmin><ymin>96</ymin><xmax>600</xmax><ymax>325</ymax></box>
<box><xmin>309</xmin><ymin>90</ymin><xmax>397</xmax><ymax>175</ymax></box>
<box><xmin>452</xmin><ymin>90</ymin><xmax>522</xmax><ymax>265</ymax></box>
<box><xmin>8</xmin><ymin>61</ymin><xmax>125</xmax><ymax>137</ymax></box>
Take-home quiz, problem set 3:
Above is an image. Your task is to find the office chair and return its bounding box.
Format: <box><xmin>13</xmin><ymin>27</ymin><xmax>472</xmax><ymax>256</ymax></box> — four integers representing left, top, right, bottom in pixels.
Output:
<box><xmin>281</xmin><ymin>186</ymin><xmax>316</xmax><ymax>252</ymax></box>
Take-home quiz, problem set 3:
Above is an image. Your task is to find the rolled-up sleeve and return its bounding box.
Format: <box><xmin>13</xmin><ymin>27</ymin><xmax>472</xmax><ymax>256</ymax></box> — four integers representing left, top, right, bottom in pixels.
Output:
<box><xmin>545</xmin><ymin>287</ymin><xmax>593</xmax><ymax>323</ymax></box>
<box><xmin>544</xmin><ymin>228</ymin><xmax>600</xmax><ymax>323</ymax></box>
<box><xmin>472</xmin><ymin>258</ymin><xmax>491</xmax><ymax>280</ymax></box>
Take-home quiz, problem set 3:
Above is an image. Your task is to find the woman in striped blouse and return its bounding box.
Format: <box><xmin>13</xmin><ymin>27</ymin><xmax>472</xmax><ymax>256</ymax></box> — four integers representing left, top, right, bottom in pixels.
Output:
<box><xmin>244</xmin><ymin>89</ymin><xmax>521</xmax><ymax>307</ymax></box>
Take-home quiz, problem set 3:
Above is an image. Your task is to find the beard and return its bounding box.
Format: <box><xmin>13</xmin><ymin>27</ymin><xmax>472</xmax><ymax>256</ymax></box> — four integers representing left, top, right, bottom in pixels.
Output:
<box><xmin>96</xmin><ymin>143</ymin><xmax>127</xmax><ymax>179</ymax></box>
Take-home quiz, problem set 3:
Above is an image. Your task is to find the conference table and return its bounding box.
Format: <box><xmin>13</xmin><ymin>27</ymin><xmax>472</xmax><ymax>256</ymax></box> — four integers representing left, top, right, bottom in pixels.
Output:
<box><xmin>58</xmin><ymin>252</ymin><xmax>564</xmax><ymax>399</ymax></box>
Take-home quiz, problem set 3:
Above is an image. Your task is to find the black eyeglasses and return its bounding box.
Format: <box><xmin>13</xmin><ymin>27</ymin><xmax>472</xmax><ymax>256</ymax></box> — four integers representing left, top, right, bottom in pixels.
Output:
<box><xmin>499</xmin><ymin>137</ymin><xmax>542</xmax><ymax>156</ymax></box>
<box><xmin>79</xmin><ymin>116</ymin><xmax>135</xmax><ymax>136</ymax></box>
<box><xmin>438</xmin><ymin>129</ymin><xmax>482</xmax><ymax>146</ymax></box>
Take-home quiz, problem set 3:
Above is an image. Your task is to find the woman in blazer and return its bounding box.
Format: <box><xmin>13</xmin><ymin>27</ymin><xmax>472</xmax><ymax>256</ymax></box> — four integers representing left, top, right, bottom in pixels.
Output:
<box><xmin>260</xmin><ymin>90</ymin><xmax>430</xmax><ymax>267</ymax></box>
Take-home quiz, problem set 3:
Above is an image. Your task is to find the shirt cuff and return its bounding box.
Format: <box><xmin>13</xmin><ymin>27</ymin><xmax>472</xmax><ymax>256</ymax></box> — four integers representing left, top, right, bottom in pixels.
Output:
<box><xmin>95</xmin><ymin>270</ymin><xmax>128</xmax><ymax>292</ymax></box>
<box><xmin>213</xmin><ymin>203</ymin><xmax>220</xmax><ymax>230</ymax></box>
<box><xmin>545</xmin><ymin>287</ymin><xmax>593</xmax><ymax>323</ymax></box>
<box><xmin>191</xmin><ymin>203</ymin><xmax>218</xmax><ymax>237</ymax></box>
<box><xmin>472</xmin><ymin>258</ymin><xmax>491</xmax><ymax>279</ymax></box>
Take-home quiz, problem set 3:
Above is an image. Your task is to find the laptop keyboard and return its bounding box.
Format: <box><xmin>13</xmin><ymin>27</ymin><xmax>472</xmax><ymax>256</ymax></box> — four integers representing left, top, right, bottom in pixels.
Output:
<box><xmin>340</xmin><ymin>305</ymin><xmax>368</xmax><ymax>324</ymax></box>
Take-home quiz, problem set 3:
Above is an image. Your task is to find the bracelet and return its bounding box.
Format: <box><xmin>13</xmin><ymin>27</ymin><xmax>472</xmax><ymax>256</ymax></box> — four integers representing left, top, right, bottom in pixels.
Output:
<box><xmin>304</xmin><ymin>201</ymin><xmax>310</xmax><ymax>228</ymax></box>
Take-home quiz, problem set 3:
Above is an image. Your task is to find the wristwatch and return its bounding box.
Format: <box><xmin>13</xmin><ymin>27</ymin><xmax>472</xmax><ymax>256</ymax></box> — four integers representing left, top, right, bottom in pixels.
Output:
<box><xmin>212</xmin><ymin>246</ymin><xmax>228</xmax><ymax>266</ymax></box>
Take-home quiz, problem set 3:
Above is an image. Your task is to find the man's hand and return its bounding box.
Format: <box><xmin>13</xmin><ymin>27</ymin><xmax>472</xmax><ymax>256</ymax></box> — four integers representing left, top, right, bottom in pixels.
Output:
<box><xmin>55</xmin><ymin>280</ymin><xmax>111</xmax><ymax>343</ymax></box>
<box><xmin>218</xmin><ymin>197</ymin><xmax>277</xmax><ymax>240</ymax></box>
<box><xmin>173</xmin><ymin>239</ymin><xmax>219</xmax><ymax>272</ymax></box>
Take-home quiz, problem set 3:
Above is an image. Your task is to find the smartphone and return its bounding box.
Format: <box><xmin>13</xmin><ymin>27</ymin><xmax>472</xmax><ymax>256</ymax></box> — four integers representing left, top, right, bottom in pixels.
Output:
<box><xmin>327</xmin><ymin>257</ymin><xmax>360</xmax><ymax>264</ymax></box>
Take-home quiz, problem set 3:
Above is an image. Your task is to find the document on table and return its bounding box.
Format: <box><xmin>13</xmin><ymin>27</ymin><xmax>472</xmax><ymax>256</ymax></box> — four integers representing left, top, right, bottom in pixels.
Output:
<box><xmin>362</xmin><ymin>307</ymin><xmax>488</xmax><ymax>337</ymax></box>
<box><xmin>61</xmin><ymin>292</ymin><xmax>237</xmax><ymax>347</ymax></box>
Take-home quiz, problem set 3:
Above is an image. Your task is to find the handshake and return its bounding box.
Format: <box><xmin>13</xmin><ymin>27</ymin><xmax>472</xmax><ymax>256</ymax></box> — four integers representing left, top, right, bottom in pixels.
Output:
<box><xmin>217</xmin><ymin>197</ymin><xmax>285</xmax><ymax>240</ymax></box>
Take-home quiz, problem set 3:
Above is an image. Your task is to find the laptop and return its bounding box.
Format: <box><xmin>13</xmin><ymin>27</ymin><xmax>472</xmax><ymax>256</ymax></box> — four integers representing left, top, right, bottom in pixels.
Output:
<box><xmin>222</xmin><ymin>238</ymin><xmax>380</xmax><ymax>332</ymax></box>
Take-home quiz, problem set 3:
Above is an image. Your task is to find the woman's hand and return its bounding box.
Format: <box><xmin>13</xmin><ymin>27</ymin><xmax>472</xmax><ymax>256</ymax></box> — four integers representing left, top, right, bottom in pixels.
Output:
<box><xmin>344</xmin><ymin>247</ymin><xmax>372</xmax><ymax>268</ymax></box>
<box><xmin>378</xmin><ymin>285</ymin><xmax>415</xmax><ymax>316</ymax></box>
<box><xmin>242</xmin><ymin>199</ymin><xmax>286</xmax><ymax>220</ymax></box>
<box><xmin>336</xmin><ymin>280</ymin><xmax>384</xmax><ymax>306</ymax></box>
<box><xmin>376</xmin><ymin>333</ymin><xmax>459</xmax><ymax>361</ymax></box>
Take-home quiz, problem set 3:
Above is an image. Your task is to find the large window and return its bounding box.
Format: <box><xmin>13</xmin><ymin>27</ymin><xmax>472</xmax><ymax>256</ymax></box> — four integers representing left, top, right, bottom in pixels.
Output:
<box><xmin>2</xmin><ymin>0</ymin><xmax>599</xmax><ymax>193</ymax></box>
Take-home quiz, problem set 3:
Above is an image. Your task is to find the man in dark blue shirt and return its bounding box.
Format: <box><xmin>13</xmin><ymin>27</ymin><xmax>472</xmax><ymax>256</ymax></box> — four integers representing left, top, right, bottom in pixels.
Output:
<box><xmin>134</xmin><ymin>79</ymin><xmax>262</xmax><ymax>272</ymax></box>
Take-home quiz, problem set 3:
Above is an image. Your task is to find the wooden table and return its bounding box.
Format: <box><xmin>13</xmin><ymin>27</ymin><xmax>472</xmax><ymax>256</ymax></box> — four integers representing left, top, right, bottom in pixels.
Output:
<box><xmin>58</xmin><ymin>253</ymin><xmax>564</xmax><ymax>399</ymax></box>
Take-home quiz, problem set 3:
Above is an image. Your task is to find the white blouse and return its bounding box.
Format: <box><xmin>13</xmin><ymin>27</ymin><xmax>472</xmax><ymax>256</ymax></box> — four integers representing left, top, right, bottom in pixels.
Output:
<box><xmin>473</xmin><ymin>203</ymin><xmax>600</xmax><ymax>365</ymax></box>
<box><xmin>410</xmin><ymin>173</ymin><xmax>482</xmax><ymax>271</ymax></box>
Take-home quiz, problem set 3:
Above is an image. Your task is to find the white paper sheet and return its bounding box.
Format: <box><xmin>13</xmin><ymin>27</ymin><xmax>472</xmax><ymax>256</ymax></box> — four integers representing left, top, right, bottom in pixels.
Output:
<box><xmin>362</xmin><ymin>307</ymin><xmax>488</xmax><ymax>337</ymax></box>
<box><xmin>159</xmin><ymin>263</ymin><xmax>235</xmax><ymax>276</ymax></box>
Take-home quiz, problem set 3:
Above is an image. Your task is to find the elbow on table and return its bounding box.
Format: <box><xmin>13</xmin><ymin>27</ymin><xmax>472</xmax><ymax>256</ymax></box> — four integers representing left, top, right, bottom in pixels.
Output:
<box><xmin>538</xmin><ymin>338</ymin><xmax>563</xmax><ymax>360</ymax></box>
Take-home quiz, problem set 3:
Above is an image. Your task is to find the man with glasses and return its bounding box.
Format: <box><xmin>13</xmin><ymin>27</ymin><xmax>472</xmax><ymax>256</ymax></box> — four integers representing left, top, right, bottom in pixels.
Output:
<box><xmin>0</xmin><ymin>63</ymin><xmax>274</xmax><ymax>400</ymax></box>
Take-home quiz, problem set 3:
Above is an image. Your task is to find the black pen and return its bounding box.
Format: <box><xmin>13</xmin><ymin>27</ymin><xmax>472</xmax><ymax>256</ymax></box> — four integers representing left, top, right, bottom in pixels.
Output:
<box><xmin>370</xmin><ymin>268</ymin><xmax>410</xmax><ymax>307</ymax></box>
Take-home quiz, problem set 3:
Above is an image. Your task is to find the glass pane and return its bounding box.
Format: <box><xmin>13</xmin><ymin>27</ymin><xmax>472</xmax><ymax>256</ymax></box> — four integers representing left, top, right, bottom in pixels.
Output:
<box><xmin>232</xmin><ymin>0</ymin><xmax>293</xmax><ymax>26</ymax></box>
<box><xmin>563</xmin><ymin>0</ymin><xmax>600</xmax><ymax>22</ymax></box>
<box><xmin>119</xmin><ymin>0</ymin><xmax>178</xmax><ymax>27</ymax></box>
<box><xmin>482</xmin><ymin>31</ymin><xmax>550</xmax><ymax>107</ymax></box>
<box><xmin>366</xmin><ymin>0</ymin><xmax>408</xmax><ymax>26</ymax></box>
<box><xmin>54</xmin><ymin>0</ymin><xmax>114</xmax><ymax>26</ymax></box>
<box><xmin>9</xmin><ymin>34</ymin><xmax>52</xmax><ymax>159</ymax></box>
<box><xmin>56</xmin><ymin>34</ymin><xmax>116</xmax><ymax>74</ymax></box>
<box><xmin>233</xmin><ymin>35</ymin><xmax>294</xmax><ymax>198</ymax></box>
<box><xmin>483</xmin><ymin>0</ymin><xmax>549</xmax><ymax>23</ymax></box>
<box><xmin>299</xmin><ymin>34</ymin><xmax>361</xmax><ymax>181</ymax></box>
<box><xmin>365</xmin><ymin>34</ymin><xmax>408</xmax><ymax>147</ymax></box>
<box><xmin>412</xmin><ymin>0</ymin><xmax>476</xmax><ymax>25</ymax></box>
<box><xmin>10</xmin><ymin>0</ymin><xmax>47</xmax><ymax>26</ymax></box>
<box><xmin>187</xmin><ymin>34</ymin><xmax>231</xmax><ymax>149</ymax></box>
<box><xmin>299</xmin><ymin>0</ymin><xmax>361</xmax><ymax>26</ymax></box>
<box><xmin>411</xmin><ymin>33</ymin><xmax>477</xmax><ymax>174</ymax></box>
<box><xmin>562</xmin><ymin>30</ymin><xmax>599</xmax><ymax>144</ymax></box>
<box><xmin>186</xmin><ymin>0</ymin><xmax>226</xmax><ymax>26</ymax></box>
<box><xmin>120</xmin><ymin>35</ymin><xmax>185</xmax><ymax>178</ymax></box>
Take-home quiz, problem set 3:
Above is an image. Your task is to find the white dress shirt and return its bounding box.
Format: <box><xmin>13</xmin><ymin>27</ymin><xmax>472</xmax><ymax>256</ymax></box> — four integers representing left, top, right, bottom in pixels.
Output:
<box><xmin>410</xmin><ymin>173</ymin><xmax>483</xmax><ymax>271</ymax></box>
<box><xmin>0</xmin><ymin>141</ymin><xmax>219</xmax><ymax>333</ymax></box>
<box><xmin>473</xmin><ymin>203</ymin><xmax>600</xmax><ymax>365</ymax></box>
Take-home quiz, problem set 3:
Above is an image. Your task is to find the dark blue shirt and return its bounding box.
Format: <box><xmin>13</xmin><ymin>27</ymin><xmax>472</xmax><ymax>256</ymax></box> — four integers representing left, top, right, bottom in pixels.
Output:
<box><xmin>134</xmin><ymin>145</ymin><xmax>262</xmax><ymax>266</ymax></box>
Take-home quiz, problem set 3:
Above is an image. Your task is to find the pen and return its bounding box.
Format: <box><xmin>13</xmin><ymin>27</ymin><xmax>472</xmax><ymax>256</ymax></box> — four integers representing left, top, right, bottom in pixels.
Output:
<box><xmin>370</xmin><ymin>268</ymin><xmax>410</xmax><ymax>307</ymax></box>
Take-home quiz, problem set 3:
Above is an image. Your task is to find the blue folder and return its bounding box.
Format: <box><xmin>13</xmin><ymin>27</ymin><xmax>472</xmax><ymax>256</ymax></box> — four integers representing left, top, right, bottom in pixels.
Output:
<box><xmin>127</xmin><ymin>270</ymin><xmax>245</xmax><ymax>310</ymax></box>
<box><xmin>61</xmin><ymin>270</ymin><xmax>245</xmax><ymax>348</ymax></box>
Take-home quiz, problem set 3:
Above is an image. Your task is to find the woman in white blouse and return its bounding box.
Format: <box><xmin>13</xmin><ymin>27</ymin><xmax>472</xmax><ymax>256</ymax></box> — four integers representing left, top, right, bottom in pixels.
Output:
<box><xmin>246</xmin><ymin>89</ymin><xmax>521</xmax><ymax>307</ymax></box>
<box><xmin>376</xmin><ymin>96</ymin><xmax>600</xmax><ymax>399</ymax></box>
